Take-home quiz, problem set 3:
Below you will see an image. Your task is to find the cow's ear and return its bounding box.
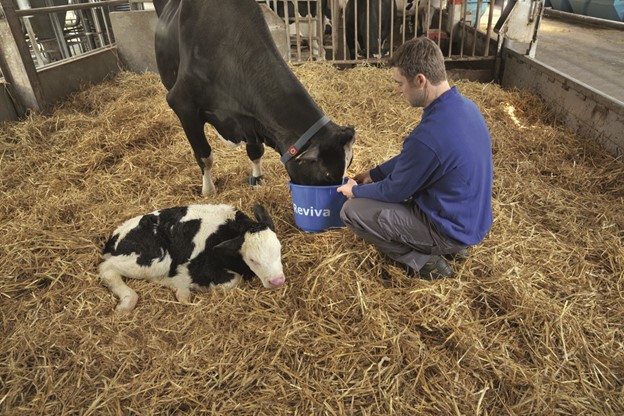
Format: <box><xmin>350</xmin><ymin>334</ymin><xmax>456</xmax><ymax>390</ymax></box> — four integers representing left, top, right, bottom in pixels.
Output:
<box><xmin>340</xmin><ymin>126</ymin><xmax>356</xmax><ymax>145</ymax></box>
<box><xmin>295</xmin><ymin>145</ymin><xmax>320</xmax><ymax>161</ymax></box>
<box><xmin>214</xmin><ymin>236</ymin><xmax>244</xmax><ymax>255</ymax></box>
<box><xmin>253</xmin><ymin>204</ymin><xmax>276</xmax><ymax>231</ymax></box>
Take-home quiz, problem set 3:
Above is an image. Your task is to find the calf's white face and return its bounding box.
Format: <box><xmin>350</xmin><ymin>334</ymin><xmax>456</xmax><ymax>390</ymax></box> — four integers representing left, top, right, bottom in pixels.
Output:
<box><xmin>241</xmin><ymin>229</ymin><xmax>285</xmax><ymax>289</ymax></box>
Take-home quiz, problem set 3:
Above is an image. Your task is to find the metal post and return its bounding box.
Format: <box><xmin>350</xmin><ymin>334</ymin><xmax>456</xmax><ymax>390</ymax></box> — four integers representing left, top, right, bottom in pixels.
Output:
<box><xmin>0</xmin><ymin>0</ymin><xmax>47</xmax><ymax>114</ymax></box>
<box><xmin>45</xmin><ymin>0</ymin><xmax>71</xmax><ymax>60</ymax></box>
<box><xmin>16</xmin><ymin>0</ymin><xmax>46</xmax><ymax>66</ymax></box>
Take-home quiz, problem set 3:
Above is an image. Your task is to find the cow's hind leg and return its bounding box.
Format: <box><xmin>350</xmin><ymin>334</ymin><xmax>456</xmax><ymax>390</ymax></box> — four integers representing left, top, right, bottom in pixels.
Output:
<box><xmin>246</xmin><ymin>142</ymin><xmax>265</xmax><ymax>186</ymax></box>
<box><xmin>99</xmin><ymin>260</ymin><xmax>139</xmax><ymax>313</ymax></box>
<box><xmin>166</xmin><ymin>87</ymin><xmax>216</xmax><ymax>196</ymax></box>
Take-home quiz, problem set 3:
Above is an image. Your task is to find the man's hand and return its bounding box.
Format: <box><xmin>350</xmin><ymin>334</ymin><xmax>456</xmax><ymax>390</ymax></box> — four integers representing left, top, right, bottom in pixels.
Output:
<box><xmin>337</xmin><ymin>178</ymin><xmax>358</xmax><ymax>199</ymax></box>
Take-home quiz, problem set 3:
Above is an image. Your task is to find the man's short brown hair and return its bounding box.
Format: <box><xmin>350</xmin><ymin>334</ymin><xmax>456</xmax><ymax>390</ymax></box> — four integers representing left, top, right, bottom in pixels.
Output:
<box><xmin>388</xmin><ymin>37</ymin><xmax>447</xmax><ymax>85</ymax></box>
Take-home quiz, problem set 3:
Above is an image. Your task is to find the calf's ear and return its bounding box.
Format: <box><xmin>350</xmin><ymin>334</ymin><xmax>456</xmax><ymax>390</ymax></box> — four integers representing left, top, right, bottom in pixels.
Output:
<box><xmin>214</xmin><ymin>236</ymin><xmax>244</xmax><ymax>255</ymax></box>
<box><xmin>252</xmin><ymin>203</ymin><xmax>276</xmax><ymax>231</ymax></box>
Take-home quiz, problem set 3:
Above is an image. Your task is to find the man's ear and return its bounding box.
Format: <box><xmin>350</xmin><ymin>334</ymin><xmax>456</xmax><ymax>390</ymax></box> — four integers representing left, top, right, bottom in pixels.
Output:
<box><xmin>414</xmin><ymin>73</ymin><xmax>427</xmax><ymax>87</ymax></box>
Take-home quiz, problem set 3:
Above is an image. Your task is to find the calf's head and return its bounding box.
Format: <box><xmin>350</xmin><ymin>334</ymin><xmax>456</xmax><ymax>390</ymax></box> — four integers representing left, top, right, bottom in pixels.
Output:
<box><xmin>286</xmin><ymin>126</ymin><xmax>355</xmax><ymax>186</ymax></box>
<box><xmin>215</xmin><ymin>204</ymin><xmax>285</xmax><ymax>289</ymax></box>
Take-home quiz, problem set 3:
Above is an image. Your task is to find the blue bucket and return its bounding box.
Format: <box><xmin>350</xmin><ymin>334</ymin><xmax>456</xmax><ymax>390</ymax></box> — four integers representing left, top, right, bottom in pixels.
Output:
<box><xmin>289</xmin><ymin>179</ymin><xmax>348</xmax><ymax>232</ymax></box>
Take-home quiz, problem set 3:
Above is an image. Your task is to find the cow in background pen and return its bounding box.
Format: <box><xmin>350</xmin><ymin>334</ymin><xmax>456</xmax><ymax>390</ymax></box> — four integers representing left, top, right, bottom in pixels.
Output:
<box><xmin>345</xmin><ymin>0</ymin><xmax>396</xmax><ymax>59</ymax></box>
<box><xmin>261</xmin><ymin>0</ymin><xmax>330</xmax><ymax>59</ymax></box>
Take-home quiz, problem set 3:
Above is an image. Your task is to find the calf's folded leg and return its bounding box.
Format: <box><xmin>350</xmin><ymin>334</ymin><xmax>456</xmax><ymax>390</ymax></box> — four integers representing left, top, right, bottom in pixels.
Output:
<box><xmin>99</xmin><ymin>260</ymin><xmax>139</xmax><ymax>313</ymax></box>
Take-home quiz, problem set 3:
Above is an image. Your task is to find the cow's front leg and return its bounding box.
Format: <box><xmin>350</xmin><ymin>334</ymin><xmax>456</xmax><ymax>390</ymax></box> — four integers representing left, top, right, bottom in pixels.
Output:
<box><xmin>246</xmin><ymin>142</ymin><xmax>265</xmax><ymax>186</ymax></box>
<box><xmin>166</xmin><ymin>87</ymin><xmax>216</xmax><ymax>196</ymax></box>
<box><xmin>201</xmin><ymin>154</ymin><xmax>216</xmax><ymax>196</ymax></box>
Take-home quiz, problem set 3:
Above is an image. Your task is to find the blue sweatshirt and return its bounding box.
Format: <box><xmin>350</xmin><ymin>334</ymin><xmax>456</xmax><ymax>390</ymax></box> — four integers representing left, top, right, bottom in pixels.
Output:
<box><xmin>352</xmin><ymin>87</ymin><xmax>493</xmax><ymax>246</ymax></box>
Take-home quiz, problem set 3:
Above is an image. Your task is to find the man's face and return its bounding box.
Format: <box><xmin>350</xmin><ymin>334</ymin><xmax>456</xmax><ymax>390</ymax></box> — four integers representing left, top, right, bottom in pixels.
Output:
<box><xmin>392</xmin><ymin>67</ymin><xmax>426</xmax><ymax>108</ymax></box>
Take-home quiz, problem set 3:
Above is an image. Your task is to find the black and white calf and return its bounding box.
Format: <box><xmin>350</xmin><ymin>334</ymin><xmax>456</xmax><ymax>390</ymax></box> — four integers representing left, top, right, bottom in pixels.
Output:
<box><xmin>99</xmin><ymin>204</ymin><xmax>285</xmax><ymax>313</ymax></box>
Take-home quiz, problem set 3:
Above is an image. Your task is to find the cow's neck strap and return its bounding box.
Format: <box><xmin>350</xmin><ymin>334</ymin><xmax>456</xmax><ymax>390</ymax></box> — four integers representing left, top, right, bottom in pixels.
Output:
<box><xmin>280</xmin><ymin>115</ymin><xmax>331</xmax><ymax>164</ymax></box>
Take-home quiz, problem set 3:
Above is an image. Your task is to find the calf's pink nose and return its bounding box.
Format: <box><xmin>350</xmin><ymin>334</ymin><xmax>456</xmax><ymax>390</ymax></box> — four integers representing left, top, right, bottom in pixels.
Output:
<box><xmin>270</xmin><ymin>275</ymin><xmax>285</xmax><ymax>287</ymax></box>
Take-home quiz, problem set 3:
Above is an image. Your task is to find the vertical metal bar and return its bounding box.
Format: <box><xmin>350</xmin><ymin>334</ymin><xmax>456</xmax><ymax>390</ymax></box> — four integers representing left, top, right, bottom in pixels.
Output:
<box><xmin>484</xmin><ymin>0</ymin><xmax>494</xmax><ymax>56</ymax></box>
<box><xmin>88</xmin><ymin>0</ymin><xmax>105</xmax><ymax>48</ymax></box>
<box><xmin>0</xmin><ymin>0</ymin><xmax>47</xmax><ymax>113</ymax></box>
<box><xmin>425</xmin><ymin>0</ymin><xmax>431</xmax><ymax>35</ymax></box>
<box><xmin>15</xmin><ymin>0</ymin><xmax>46</xmax><ymax>66</ymax></box>
<box><xmin>103</xmin><ymin>5</ymin><xmax>115</xmax><ymax>45</ymax></box>
<box><xmin>278</xmin><ymin>0</ymin><xmax>290</xmax><ymax>62</ymax></box>
<box><xmin>389</xmin><ymin>0</ymin><xmax>394</xmax><ymax>56</ymax></box>
<box><xmin>354</xmin><ymin>0</ymin><xmax>358</xmax><ymax>60</ymax></box>
<box><xmin>311</xmin><ymin>0</ymin><xmax>321</xmax><ymax>60</ymax></box>
<box><xmin>460</xmin><ymin>0</ymin><xmax>466</xmax><ymax>57</ymax></box>
<box><xmin>413</xmin><ymin>0</ymin><xmax>419</xmax><ymax>39</ymax></box>
<box><xmin>292</xmin><ymin>0</ymin><xmax>301</xmax><ymax>61</ymax></box>
<box><xmin>45</xmin><ymin>0</ymin><xmax>70</xmax><ymax>59</ymax></box>
<box><xmin>448</xmin><ymin>0</ymin><xmax>454</xmax><ymax>57</ymax></box>
<box><xmin>377</xmin><ymin>0</ymin><xmax>381</xmax><ymax>57</ymax></box>
<box><xmin>400</xmin><ymin>0</ymin><xmax>406</xmax><ymax>45</ymax></box>
<box><xmin>22</xmin><ymin>18</ymin><xmax>46</xmax><ymax>66</ymax></box>
<box><xmin>342</xmin><ymin>0</ymin><xmax>347</xmax><ymax>60</ymax></box>
<box><xmin>437</xmin><ymin>0</ymin><xmax>443</xmax><ymax>47</ymax></box>
<box><xmin>365</xmin><ymin>0</ymin><xmax>370</xmax><ymax>60</ymax></box>
<box><xmin>330</xmin><ymin>0</ymin><xmax>337</xmax><ymax>60</ymax></box>
<box><xmin>77</xmin><ymin>9</ymin><xmax>93</xmax><ymax>50</ymax></box>
<box><xmin>471</xmin><ymin>0</ymin><xmax>482</xmax><ymax>56</ymax></box>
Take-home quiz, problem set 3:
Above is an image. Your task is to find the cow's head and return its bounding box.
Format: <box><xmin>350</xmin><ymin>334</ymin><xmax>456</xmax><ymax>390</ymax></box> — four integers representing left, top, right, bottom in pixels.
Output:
<box><xmin>286</xmin><ymin>126</ymin><xmax>356</xmax><ymax>186</ymax></box>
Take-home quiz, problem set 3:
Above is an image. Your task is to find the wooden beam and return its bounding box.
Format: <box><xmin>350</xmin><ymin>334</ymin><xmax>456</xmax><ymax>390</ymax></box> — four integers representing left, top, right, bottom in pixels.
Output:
<box><xmin>0</xmin><ymin>0</ymin><xmax>47</xmax><ymax>115</ymax></box>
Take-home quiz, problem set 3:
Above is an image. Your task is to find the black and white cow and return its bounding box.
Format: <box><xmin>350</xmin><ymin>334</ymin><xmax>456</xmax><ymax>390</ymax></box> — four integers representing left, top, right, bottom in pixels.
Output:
<box><xmin>99</xmin><ymin>204</ymin><xmax>285</xmax><ymax>313</ymax></box>
<box><xmin>345</xmin><ymin>0</ymin><xmax>396</xmax><ymax>59</ymax></box>
<box><xmin>396</xmin><ymin>0</ymin><xmax>448</xmax><ymax>35</ymax></box>
<box><xmin>153</xmin><ymin>0</ymin><xmax>355</xmax><ymax>196</ymax></box>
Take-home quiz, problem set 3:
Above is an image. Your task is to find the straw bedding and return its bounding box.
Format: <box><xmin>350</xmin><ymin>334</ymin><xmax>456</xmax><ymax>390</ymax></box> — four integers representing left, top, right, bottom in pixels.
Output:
<box><xmin>1</xmin><ymin>63</ymin><xmax>622</xmax><ymax>415</ymax></box>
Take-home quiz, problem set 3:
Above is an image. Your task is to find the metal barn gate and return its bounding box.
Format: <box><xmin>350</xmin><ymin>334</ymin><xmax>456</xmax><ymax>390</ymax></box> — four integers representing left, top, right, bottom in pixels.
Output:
<box><xmin>256</xmin><ymin>0</ymin><xmax>505</xmax><ymax>72</ymax></box>
<box><xmin>1</xmin><ymin>0</ymin><xmax>543</xmax><ymax>119</ymax></box>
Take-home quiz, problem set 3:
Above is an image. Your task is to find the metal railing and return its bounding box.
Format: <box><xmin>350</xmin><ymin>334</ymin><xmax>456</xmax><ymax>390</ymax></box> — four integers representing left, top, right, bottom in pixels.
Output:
<box><xmin>258</xmin><ymin>0</ymin><xmax>501</xmax><ymax>64</ymax></box>
<box><xmin>10</xmin><ymin>0</ymin><xmax>130</xmax><ymax>68</ymax></box>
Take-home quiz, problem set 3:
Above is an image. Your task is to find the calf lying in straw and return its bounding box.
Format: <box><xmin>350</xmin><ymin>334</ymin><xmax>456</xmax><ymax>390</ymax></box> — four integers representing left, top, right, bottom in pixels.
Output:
<box><xmin>99</xmin><ymin>204</ymin><xmax>285</xmax><ymax>313</ymax></box>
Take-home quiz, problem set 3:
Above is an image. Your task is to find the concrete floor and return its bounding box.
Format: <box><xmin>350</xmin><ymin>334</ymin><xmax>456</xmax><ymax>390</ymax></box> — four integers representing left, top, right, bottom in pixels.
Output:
<box><xmin>517</xmin><ymin>13</ymin><xmax>624</xmax><ymax>103</ymax></box>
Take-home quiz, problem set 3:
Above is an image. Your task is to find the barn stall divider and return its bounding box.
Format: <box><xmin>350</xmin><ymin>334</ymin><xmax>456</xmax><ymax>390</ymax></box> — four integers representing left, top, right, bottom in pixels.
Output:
<box><xmin>1</xmin><ymin>0</ymin><xmax>508</xmax><ymax>121</ymax></box>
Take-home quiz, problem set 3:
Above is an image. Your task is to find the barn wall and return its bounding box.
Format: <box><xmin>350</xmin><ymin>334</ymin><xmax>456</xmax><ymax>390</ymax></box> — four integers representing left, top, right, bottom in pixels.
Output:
<box><xmin>108</xmin><ymin>6</ymin><xmax>289</xmax><ymax>73</ymax></box>
<box><xmin>0</xmin><ymin>83</ymin><xmax>18</xmax><ymax>121</ymax></box>
<box><xmin>37</xmin><ymin>48</ymin><xmax>121</xmax><ymax>108</ymax></box>
<box><xmin>109</xmin><ymin>10</ymin><xmax>159</xmax><ymax>73</ymax></box>
<box><xmin>501</xmin><ymin>49</ymin><xmax>624</xmax><ymax>159</ymax></box>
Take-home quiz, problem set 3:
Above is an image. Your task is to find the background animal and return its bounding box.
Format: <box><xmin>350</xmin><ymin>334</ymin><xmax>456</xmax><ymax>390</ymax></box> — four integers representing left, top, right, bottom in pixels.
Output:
<box><xmin>99</xmin><ymin>204</ymin><xmax>285</xmax><ymax>313</ymax></box>
<box><xmin>153</xmin><ymin>0</ymin><xmax>355</xmax><ymax>196</ymax></box>
<box><xmin>262</xmin><ymin>0</ymin><xmax>330</xmax><ymax>59</ymax></box>
<box><xmin>345</xmin><ymin>0</ymin><xmax>396</xmax><ymax>59</ymax></box>
<box><xmin>396</xmin><ymin>0</ymin><xmax>448</xmax><ymax>35</ymax></box>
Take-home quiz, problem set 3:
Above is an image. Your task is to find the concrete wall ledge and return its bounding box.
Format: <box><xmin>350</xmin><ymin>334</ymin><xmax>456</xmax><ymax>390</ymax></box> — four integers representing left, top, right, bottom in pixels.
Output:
<box><xmin>501</xmin><ymin>48</ymin><xmax>624</xmax><ymax>159</ymax></box>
